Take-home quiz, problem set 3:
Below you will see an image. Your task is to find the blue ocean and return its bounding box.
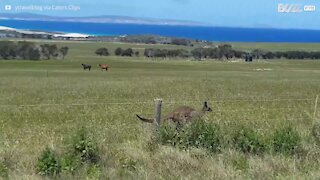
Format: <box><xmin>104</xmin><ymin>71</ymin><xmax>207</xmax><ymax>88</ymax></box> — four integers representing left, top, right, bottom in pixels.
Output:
<box><xmin>1</xmin><ymin>19</ymin><xmax>320</xmax><ymax>42</ymax></box>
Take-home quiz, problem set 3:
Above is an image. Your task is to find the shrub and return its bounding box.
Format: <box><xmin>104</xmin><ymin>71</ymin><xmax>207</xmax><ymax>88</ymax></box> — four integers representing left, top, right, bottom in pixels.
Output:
<box><xmin>87</xmin><ymin>165</ymin><xmax>102</xmax><ymax>179</ymax></box>
<box><xmin>95</xmin><ymin>48</ymin><xmax>109</xmax><ymax>56</ymax></box>
<box><xmin>61</xmin><ymin>154</ymin><xmax>80</xmax><ymax>174</ymax></box>
<box><xmin>36</xmin><ymin>147</ymin><xmax>61</xmax><ymax>176</ymax></box>
<box><xmin>183</xmin><ymin>121</ymin><xmax>221</xmax><ymax>152</ymax></box>
<box><xmin>232</xmin><ymin>127</ymin><xmax>267</xmax><ymax>154</ymax></box>
<box><xmin>154</xmin><ymin>121</ymin><xmax>222</xmax><ymax>152</ymax></box>
<box><xmin>121</xmin><ymin>48</ymin><xmax>134</xmax><ymax>56</ymax></box>
<box><xmin>0</xmin><ymin>162</ymin><xmax>8</xmax><ymax>179</ymax></box>
<box><xmin>155</xmin><ymin>123</ymin><xmax>179</xmax><ymax>146</ymax></box>
<box><xmin>115</xmin><ymin>48</ymin><xmax>123</xmax><ymax>56</ymax></box>
<box><xmin>71</xmin><ymin>127</ymin><xmax>99</xmax><ymax>164</ymax></box>
<box><xmin>272</xmin><ymin>126</ymin><xmax>301</xmax><ymax>155</ymax></box>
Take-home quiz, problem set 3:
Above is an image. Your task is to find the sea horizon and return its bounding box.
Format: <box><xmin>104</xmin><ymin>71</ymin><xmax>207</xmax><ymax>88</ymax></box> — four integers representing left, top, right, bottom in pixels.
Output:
<box><xmin>1</xmin><ymin>19</ymin><xmax>320</xmax><ymax>43</ymax></box>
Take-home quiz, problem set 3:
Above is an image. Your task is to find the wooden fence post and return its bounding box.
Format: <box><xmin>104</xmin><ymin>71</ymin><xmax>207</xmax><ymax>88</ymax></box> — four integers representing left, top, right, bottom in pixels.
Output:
<box><xmin>313</xmin><ymin>95</ymin><xmax>319</xmax><ymax>125</ymax></box>
<box><xmin>154</xmin><ymin>99</ymin><xmax>163</xmax><ymax>126</ymax></box>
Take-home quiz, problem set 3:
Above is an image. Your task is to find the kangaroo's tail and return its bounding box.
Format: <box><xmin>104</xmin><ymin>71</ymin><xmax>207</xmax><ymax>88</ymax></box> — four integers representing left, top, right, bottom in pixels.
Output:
<box><xmin>136</xmin><ymin>114</ymin><xmax>154</xmax><ymax>123</ymax></box>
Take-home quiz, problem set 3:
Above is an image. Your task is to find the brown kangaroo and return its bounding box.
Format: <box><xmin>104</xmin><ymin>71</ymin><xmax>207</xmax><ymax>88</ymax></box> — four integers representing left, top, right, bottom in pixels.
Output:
<box><xmin>136</xmin><ymin>101</ymin><xmax>212</xmax><ymax>125</ymax></box>
<box><xmin>99</xmin><ymin>64</ymin><xmax>109</xmax><ymax>71</ymax></box>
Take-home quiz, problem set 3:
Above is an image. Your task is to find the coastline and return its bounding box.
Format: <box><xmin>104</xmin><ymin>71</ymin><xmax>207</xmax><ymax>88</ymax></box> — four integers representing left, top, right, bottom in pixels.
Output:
<box><xmin>2</xmin><ymin>20</ymin><xmax>320</xmax><ymax>43</ymax></box>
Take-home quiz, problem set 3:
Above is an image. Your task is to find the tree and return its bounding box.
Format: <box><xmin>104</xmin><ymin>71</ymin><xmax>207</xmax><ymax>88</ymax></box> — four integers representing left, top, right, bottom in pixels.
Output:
<box><xmin>95</xmin><ymin>48</ymin><xmax>109</xmax><ymax>56</ymax></box>
<box><xmin>171</xmin><ymin>38</ymin><xmax>191</xmax><ymax>46</ymax></box>
<box><xmin>60</xmin><ymin>47</ymin><xmax>69</xmax><ymax>59</ymax></box>
<box><xmin>218</xmin><ymin>44</ymin><xmax>234</xmax><ymax>59</ymax></box>
<box><xmin>191</xmin><ymin>48</ymin><xmax>204</xmax><ymax>60</ymax></box>
<box><xmin>252</xmin><ymin>49</ymin><xmax>265</xmax><ymax>59</ymax></box>
<box><xmin>121</xmin><ymin>48</ymin><xmax>134</xmax><ymax>56</ymax></box>
<box><xmin>115</xmin><ymin>48</ymin><xmax>123</xmax><ymax>56</ymax></box>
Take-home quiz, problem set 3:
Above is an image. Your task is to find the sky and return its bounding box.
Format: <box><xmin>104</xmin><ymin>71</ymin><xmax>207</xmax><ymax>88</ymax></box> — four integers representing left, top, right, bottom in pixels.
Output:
<box><xmin>0</xmin><ymin>0</ymin><xmax>319</xmax><ymax>29</ymax></box>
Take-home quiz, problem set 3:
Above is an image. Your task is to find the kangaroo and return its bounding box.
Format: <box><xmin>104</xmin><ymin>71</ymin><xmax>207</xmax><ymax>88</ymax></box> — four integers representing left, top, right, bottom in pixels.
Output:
<box><xmin>99</xmin><ymin>64</ymin><xmax>109</xmax><ymax>71</ymax></box>
<box><xmin>136</xmin><ymin>101</ymin><xmax>212</xmax><ymax>125</ymax></box>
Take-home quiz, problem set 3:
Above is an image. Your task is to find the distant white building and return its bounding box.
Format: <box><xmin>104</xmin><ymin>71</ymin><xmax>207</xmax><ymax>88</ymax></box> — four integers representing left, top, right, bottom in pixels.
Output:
<box><xmin>53</xmin><ymin>33</ymin><xmax>90</xmax><ymax>38</ymax></box>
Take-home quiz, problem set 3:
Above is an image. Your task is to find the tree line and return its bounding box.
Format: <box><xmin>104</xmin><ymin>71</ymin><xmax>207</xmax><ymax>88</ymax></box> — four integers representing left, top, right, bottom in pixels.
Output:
<box><xmin>143</xmin><ymin>44</ymin><xmax>320</xmax><ymax>60</ymax></box>
<box><xmin>95</xmin><ymin>47</ymin><xmax>139</xmax><ymax>57</ymax></box>
<box><xmin>95</xmin><ymin>45</ymin><xmax>320</xmax><ymax>60</ymax></box>
<box><xmin>0</xmin><ymin>41</ymin><xmax>69</xmax><ymax>60</ymax></box>
<box><xmin>118</xmin><ymin>35</ymin><xmax>193</xmax><ymax>46</ymax></box>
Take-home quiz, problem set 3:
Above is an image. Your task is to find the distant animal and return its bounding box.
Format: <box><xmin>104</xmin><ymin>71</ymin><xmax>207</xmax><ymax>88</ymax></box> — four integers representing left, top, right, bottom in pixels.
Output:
<box><xmin>99</xmin><ymin>64</ymin><xmax>109</xmax><ymax>71</ymax></box>
<box><xmin>81</xmin><ymin>64</ymin><xmax>91</xmax><ymax>71</ymax></box>
<box><xmin>136</xmin><ymin>101</ymin><xmax>212</xmax><ymax>126</ymax></box>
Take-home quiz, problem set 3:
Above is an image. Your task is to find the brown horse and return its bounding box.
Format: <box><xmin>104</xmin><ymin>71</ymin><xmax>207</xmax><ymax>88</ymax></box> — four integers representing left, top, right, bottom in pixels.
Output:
<box><xmin>99</xmin><ymin>64</ymin><xmax>109</xmax><ymax>71</ymax></box>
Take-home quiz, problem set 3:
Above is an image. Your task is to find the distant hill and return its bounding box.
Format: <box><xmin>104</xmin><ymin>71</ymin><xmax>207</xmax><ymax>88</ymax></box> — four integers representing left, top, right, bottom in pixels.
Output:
<box><xmin>0</xmin><ymin>13</ymin><xmax>208</xmax><ymax>26</ymax></box>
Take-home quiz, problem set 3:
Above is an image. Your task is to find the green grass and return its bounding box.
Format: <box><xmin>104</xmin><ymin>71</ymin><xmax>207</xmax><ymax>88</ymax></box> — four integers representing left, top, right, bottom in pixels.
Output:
<box><xmin>0</xmin><ymin>40</ymin><xmax>320</xmax><ymax>179</ymax></box>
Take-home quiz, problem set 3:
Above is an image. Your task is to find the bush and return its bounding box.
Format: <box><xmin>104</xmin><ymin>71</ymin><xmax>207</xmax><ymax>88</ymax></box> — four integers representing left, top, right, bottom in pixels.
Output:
<box><xmin>121</xmin><ymin>48</ymin><xmax>134</xmax><ymax>56</ymax></box>
<box><xmin>155</xmin><ymin>123</ymin><xmax>179</xmax><ymax>146</ymax></box>
<box><xmin>86</xmin><ymin>165</ymin><xmax>102</xmax><ymax>179</ymax></box>
<box><xmin>272</xmin><ymin>126</ymin><xmax>301</xmax><ymax>155</ymax></box>
<box><xmin>232</xmin><ymin>127</ymin><xmax>267</xmax><ymax>154</ymax></box>
<box><xmin>0</xmin><ymin>162</ymin><xmax>8</xmax><ymax>179</ymax></box>
<box><xmin>95</xmin><ymin>48</ymin><xmax>109</xmax><ymax>56</ymax></box>
<box><xmin>183</xmin><ymin>121</ymin><xmax>221</xmax><ymax>152</ymax></box>
<box><xmin>36</xmin><ymin>147</ymin><xmax>61</xmax><ymax>176</ymax></box>
<box><xmin>154</xmin><ymin>121</ymin><xmax>222</xmax><ymax>152</ymax></box>
<box><xmin>61</xmin><ymin>154</ymin><xmax>80</xmax><ymax>174</ymax></box>
<box><xmin>115</xmin><ymin>48</ymin><xmax>123</xmax><ymax>56</ymax></box>
<box><xmin>71</xmin><ymin>127</ymin><xmax>99</xmax><ymax>164</ymax></box>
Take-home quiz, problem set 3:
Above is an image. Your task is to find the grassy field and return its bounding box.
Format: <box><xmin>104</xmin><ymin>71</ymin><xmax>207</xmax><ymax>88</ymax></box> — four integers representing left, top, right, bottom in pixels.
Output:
<box><xmin>0</xmin><ymin>40</ymin><xmax>320</xmax><ymax>179</ymax></box>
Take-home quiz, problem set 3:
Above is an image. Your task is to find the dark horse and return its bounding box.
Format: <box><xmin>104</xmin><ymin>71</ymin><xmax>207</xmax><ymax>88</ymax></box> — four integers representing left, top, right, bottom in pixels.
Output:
<box><xmin>81</xmin><ymin>64</ymin><xmax>91</xmax><ymax>71</ymax></box>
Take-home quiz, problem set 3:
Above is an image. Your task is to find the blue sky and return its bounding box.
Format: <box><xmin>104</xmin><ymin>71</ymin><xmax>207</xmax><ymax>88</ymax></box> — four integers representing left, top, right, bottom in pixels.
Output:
<box><xmin>0</xmin><ymin>0</ymin><xmax>319</xmax><ymax>29</ymax></box>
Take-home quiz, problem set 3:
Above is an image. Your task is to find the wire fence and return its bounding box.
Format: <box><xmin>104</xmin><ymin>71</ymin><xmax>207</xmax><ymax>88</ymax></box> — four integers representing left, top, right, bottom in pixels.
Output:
<box><xmin>0</xmin><ymin>97</ymin><xmax>315</xmax><ymax>108</ymax></box>
<box><xmin>0</xmin><ymin>96</ymin><xmax>318</xmax><ymax>126</ymax></box>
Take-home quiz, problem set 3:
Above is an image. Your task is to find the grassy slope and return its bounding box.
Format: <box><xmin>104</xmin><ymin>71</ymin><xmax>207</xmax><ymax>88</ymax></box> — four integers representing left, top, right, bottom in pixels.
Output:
<box><xmin>0</xmin><ymin>40</ymin><xmax>320</xmax><ymax>179</ymax></box>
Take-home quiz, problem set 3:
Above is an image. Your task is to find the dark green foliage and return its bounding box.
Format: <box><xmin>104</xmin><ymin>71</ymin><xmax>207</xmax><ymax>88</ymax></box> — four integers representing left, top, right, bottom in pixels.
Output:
<box><xmin>115</xmin><ymin>47</ymin><xmax>134</xmax><ymax>56</ymax></box>
<box><xmin>183</xmin><ymin>121</ymin><xmax>221</xmax><ymax>152</ymax></box>
<box><xmin>71</xmin><ymin>128</ymin><xmax>99</xmax><ymax>164</ymax></box>
<box><xmin>60</xmin><ymin>46</ymin><xmax>69</xmax><ymax>59</ymax></box>
<box><xmin>121</xmin><ymin>48</ymin><xmax>134</xmax><ymax>56</ymax></box>
<box><xmin>61</xmin><ymin>154</ymin><xmax>80</xmax><ymax>174</ymax></box>
<box><xmin>171</xmin><ymin>38</ymin><xmax>191</xmax><ymax>46</ymax></box>
<box><xmin>144</xmin><ymin>48</ymin><xmax>189</xmax><ymax>58</ymax></box>
<box><xmin>0</xmin><ymin>41</ymin><xmax>68</xmax><ymax>60</ymax></box>
<box><xmin>115</xmin><ymin>47</ymin><xmax>123</xmax><ymax>56</ymax></box>
<box><xmin>272</xmin><ymin>126</ymin><xmax>301</xmax><ymax>155</ymax></box>
<box><xmin>36</xmin><ymin>148</ymin><xmax>61</xmax><ymax>176</ymax></box>
<box><xmin>155</xmin><ymin>121</ymin><xmax>222</xmax><ymax>152</ymax></box>
<box><xmin>40</xmin><ymin>44</ymin><xmax>60</xmax><ymax>59</ymax></box>
<box><xmin>95</xmin><ymin>48</ymin><xmax>110</xmax><ymax>56</ymax></box>
<box><xmin>251</xmin><ymin>49</ymin><xmax>320</xmax><ymax>59</ymax></box>
<box><xmin>0</xmin><ymin>162</ymin><xmax>8</xmax><ymax>179</ymax></box>
<box><xmin>190</xmin><ymin>45</ymin><xmax>241</xmax><ymax>60</ymax></box>
<box><xmin>232</xmin><ymin>127</ymin><xmax>267</xmax><ymax>154</ymax></box>
<box><xmin>119</xmin><ymin>35</ymin><xmax>158</xmax><ymax>44</ymax></box>
<box><xmin>86</xmin><ymin>165</ymin><xmax>102</xmax><ymax>178</ymax></box>
<box><xmin>156</xmin><ymin>123</ymin><xmax>178</xmax><ymax>146</ymax></box>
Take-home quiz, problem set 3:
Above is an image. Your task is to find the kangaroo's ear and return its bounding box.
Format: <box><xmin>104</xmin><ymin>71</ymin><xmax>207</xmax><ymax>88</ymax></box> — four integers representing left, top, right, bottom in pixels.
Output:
<box><xmin>204</xmin><ymin>101</ymin><xmax>208</xmax><ymax>107</ymax></box>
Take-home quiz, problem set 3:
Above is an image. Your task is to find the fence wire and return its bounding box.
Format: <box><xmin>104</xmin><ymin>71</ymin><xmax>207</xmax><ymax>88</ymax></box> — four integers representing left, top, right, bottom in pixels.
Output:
<box><xmin>0</xmin><ymin>97</ymin><xmax>315</xmax><ymax>108</ymax></box>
